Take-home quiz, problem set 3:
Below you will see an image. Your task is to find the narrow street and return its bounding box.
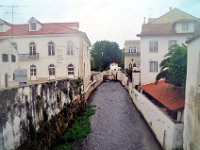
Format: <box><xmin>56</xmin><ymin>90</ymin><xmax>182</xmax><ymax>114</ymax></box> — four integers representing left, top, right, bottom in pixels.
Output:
<box><xmin>80</xmin><ymin>81</ymin><xmax>162</xmax><ymax>150</ymax></box>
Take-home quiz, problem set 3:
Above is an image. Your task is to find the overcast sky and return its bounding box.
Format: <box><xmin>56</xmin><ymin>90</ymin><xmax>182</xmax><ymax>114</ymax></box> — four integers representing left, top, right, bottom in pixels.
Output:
<box><xmin>0</xmin><ymin>0</ymin><xmax>200</xmax><ymax>48</ymax></box>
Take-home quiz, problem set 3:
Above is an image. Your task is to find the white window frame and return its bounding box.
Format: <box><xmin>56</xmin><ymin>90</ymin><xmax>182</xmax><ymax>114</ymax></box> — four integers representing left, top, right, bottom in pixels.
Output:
<box><xmin>182</xmin><ymin>23</ymin><xmax>189</xmax><ymax>31</ymax></box>
<box><xmin>129</xmin><ymin>47</ymin><xmax>137</xmax><ymax>53</ymax></box>
<box><xmin>11</xmin><ymin>55</ymin><xmax>16</xmax><ymax>62</ymax></box>
<box><xmin>149</xmin><ymin>41</ymin><xmax>158</xmax><ymax>53</ymax></box>
<box><xmin>150</xmin><ymin>61</ymin><xmax>158</xmax><ymax>72</ymax></box>
<box><xmin>67</xmin><ymin>64</ymin><xmax>74</xmax><ymax>75</ymax></box>
<box><xmin>30</xmin><ymin>22</ymin><xmax>36</xmax><ymax>30</ymax></box>
<box><xmin>29</xmin><ymin>42</ymin><xmax>36</xmax><ymax>55</ymax></box>
<box><xmin>48</xmin><ymin>64</ymin><xmax>55</xmax><ymax>76</ymax></box>
<box><xmin>87</xmin><ymin>46</ymin><xmax>89</xmax><ymax>57</ymax></box>
<box><xmin>67</xmin><ymin>41</ymin><xmax>74</xmax><ymax>55</ymax></box>
<box><xmin>2</xmin><ymin>54</ymin><xmax>9</xmax><ymax>62</ymax></box>
<box><xmin>30</xmin><ymin>65</ymin><xmax>37</xmax><ymax>76</ymax></box>
<box><xmin>48</xmin><ymin>42</ymin><xmax>55</xmax><ymax>56</ymax></box>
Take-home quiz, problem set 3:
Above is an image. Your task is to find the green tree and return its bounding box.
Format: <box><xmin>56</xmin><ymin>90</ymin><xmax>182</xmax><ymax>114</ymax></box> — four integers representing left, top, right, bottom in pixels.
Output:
<box><xmin>91</xmin><ymin>40</ymin><xmax>123</xmax><ymax>71</ymax></box>
<box><xmin>156</xmin><ymin>44</ymin><xmax>187</xmax><ymax>93</ymax></box>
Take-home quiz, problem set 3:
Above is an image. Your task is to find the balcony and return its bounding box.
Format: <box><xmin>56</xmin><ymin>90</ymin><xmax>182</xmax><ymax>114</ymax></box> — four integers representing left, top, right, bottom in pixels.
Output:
<box><xmin>18</xmin><ymin>53</ymin><xmax>39</xmax><ymax>61</ymax></box>
<box><xmin>124</xmin><ymin>52</ymin><xmax>140</xmax><ymax>56</ymax></box>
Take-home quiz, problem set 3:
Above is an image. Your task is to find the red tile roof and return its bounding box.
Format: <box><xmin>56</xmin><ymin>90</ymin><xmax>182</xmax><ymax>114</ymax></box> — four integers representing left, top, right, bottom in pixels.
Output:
<box><xmin>139</xmin><ymin>80</ymin><xmax>185</xmax><ymax>111</ymax></box>
<box><xmin>0</xmin><ymin>21</ymin><xmax>81</xmax><ymax>36</ymax></box>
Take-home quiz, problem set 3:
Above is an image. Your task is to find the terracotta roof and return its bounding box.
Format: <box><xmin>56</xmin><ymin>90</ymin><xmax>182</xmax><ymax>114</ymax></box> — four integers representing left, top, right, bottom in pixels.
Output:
<box><xmin>0</xmin><ymin>21</ymin><xmax>81</xmax><ymax>36</ymax></box>
<box><xmin>139</xmin><ymin>80</ymin><xmax>185</xmax><ymax>111</ymax></box>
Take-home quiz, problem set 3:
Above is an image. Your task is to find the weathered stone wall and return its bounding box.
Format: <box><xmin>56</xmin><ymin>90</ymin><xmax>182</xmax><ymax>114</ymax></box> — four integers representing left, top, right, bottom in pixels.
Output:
<box><xmin>84</xmin><ymin>72</ymin><xmax>104</xmax><ymax>101</ymax></box>
<box><xmin>0</xmin><ymin>79</ymin><xmax>85</xmax><ymax>150</ymax></box>
<box><xmin>184</xmin><ymin>38</ymin><xmax>200</xmax><ymax>150</ymax></box>
<box><xmin>118</xmin><ymin>72</ymin><xmax>183</xmax><ymax>150</ymax></box>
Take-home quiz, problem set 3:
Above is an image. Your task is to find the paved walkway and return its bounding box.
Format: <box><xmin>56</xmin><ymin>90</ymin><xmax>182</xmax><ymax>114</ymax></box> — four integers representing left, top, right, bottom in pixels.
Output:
<box><xmin>80</xmin><ymin>81</ymin><xmax>162</xmax><ymax>150</ymax></box>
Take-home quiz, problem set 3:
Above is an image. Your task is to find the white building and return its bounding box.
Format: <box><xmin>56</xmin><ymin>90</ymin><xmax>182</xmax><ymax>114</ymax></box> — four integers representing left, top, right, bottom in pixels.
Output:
<box><xmin>124</xmin><ymin>40</ymin><xmax>141</xmax><ymax>69</ymax></box>
<box><xmin>0</xmin><ymin>19</ymin><xmax>19</xmax><ymax>88</ymax></box>
<box><xmin>110</xmin><ymin>62</ymin><xmax>119</xmax><ymax>71</ymax></box>
<box><xmin>137</xmin><ymin>8</ymin><xmax>200</xmax><ymax>84</ymax></box>
<box><xmin>0</xmin><ymin>17</ymin><xmax>91</xmax><ymax>89</ymax></box>
<box><xmin>184</xmin><ymin>35</ymin><xmax>200</xmax><ymax>150</ymax></box>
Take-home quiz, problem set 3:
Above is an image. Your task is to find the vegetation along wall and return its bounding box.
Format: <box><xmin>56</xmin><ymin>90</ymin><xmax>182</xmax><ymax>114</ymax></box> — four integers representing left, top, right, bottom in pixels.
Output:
<box><xmin>0</xmin><ymin>78</ymin><xmax>87</xmax><ymax>150</ymax></box>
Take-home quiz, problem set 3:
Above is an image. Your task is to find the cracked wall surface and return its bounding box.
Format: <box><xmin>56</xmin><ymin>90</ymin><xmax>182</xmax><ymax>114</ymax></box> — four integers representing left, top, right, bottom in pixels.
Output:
<box><xmin>0</xmin><ymin>79</ymin><xmax>83</xmax><ymax>150</ymax></box>
<box><xmin>184</xmin><ymin>39</ymin><xmax>200</xmax><ymax>150</ymax></box>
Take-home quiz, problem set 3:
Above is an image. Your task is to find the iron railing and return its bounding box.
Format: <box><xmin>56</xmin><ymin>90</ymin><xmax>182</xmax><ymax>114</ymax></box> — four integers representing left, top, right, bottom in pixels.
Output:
<box><xmin>18</xmin><ymin>53</ymin><xmax>39</xmax><ymax>61</ymax></box>
<box><xmin>124</xmin><ymin>52</ymin><xmax>140</xmax><ymax>56</ymax></box>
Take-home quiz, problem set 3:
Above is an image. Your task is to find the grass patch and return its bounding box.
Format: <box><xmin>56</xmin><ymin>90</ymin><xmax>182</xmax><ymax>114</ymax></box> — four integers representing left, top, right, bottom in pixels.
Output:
<box><xmin>54</xmin><ymin>143</ymin><xmax>72</xmax><ymax>150</ymax></box>
<box><xmin>54</xmin><ymin>106</ymin><xmax>95</xmax><ymax>150</ymax></box>
<box><xmin>65</xmin><ymin>107</ymin><xmax>95</xmax><ymax>141</ymax></box>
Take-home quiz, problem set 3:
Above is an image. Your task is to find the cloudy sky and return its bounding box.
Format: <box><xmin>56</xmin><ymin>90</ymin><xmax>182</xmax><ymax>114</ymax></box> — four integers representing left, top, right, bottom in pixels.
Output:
<box><xmin>0</xmin><ymin>0</ymin><xmax>199</xmax><ymax>48</ymax></box>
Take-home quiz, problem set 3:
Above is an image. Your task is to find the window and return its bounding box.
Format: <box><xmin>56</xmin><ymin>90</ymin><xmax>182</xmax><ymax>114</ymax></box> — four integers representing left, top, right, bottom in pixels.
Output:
<box><xmin>168</xmin><ymin>40</ymin><xmax>177</xmax><ymax>49</ymax></box>
<box><xmin>87</xmin><ymin>46</ymin><xmax>89</xmax><ymax>57</ymax></box>
<box><xmin>48</xmin><ymin>64</ymin><xmax>55</xmax><ymax>75</ymax></box>
<box><xmin>29</xmin><ymin>42</ymin><xmax>36</xmax><ymax>55</ymax></box>
<box><xmin>149</xmin><ymin>41</ymin><xmax>158</xmax><ymax>53</ymax></box>
<box><xmin>67</xmin><ymin>64</ymin><xmax>74</xmax><ymax>75</ymax></box>
<box><xmin>30</xmin><ymin>65</ymin><xmax>37</xmax><ymax>76</ymax></box>
<box><xmin>129</xmin><ymin>47</ymin><xmax>137</xmax><ymax>53</ymax></box>
<box><xmin>2</xmin><ymin>54</ymin><xmax>8</xmax><ymax>62</ymax></box>
<box><xmin>48</xmin><ymin>42</ymin><xmax>55</xmax><ymax>55</ymax></box>
<box><xmin>13</xmin><ymin>73</ymin><xmax>15</xmax><ymax>80</ymax></box>
<box><xmin>182</xmin><ymin>23</ymin><xmax>189</xmax><ymax>31</ymax></box>
<box><xmin>30</xmin><ymin>23</ymin><xmax>36</xmax><ymax>30</ymax></box>
<box><xmin>67</xmin><ymin>41</ymin><xmax>74</xmax><ymax>55</ymax></box>
<box><xmin>11</xmin><ymin>55</ymin><xmax>16</xmax><ymax>62</ymax></box>
<box><xmin>150</xmin><ymin>61</ymin><xmax>158</xmax><ymax>72</ymax></box>
<box><xmin>12</xmin><ymin>42</ymin><xmax>17</xmax><ymax>50</ymax></box>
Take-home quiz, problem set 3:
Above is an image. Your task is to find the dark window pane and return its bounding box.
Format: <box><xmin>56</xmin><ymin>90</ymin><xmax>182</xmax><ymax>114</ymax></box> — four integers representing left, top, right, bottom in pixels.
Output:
<box><xmin>11</xmin><ymin>55</ymin><xmax>16</xmax><ymax>62</ymax></box>
<box><xmin>2</xmin><ymin>54</ymin><xmax>8</xmax><ymax>62</ymax></box>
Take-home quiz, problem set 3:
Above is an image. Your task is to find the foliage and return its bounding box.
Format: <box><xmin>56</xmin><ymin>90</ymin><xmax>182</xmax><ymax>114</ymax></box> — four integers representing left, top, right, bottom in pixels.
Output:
<box><xmin>53</xmin><ymin>106</ymin><xmax>95</xmax><ymax>149</ymax></box>
<box><xmin>54</xmin><ymin>143</ymin><xmax>72</xmax><ymax>150</ymax></box>
<box><xmin>156</xmin><ymin>44</ymin><xmax>187</xmax><ymax>93</ymax></box>
<box><xmin>91</xmin><ymin>40</ymin><xmax>123</xmax><ymax>71</ymax></box>
<box><xmin>64</xmin><ymin>107</ymin><xmax>95</xmax><ymax>141</ymax></box>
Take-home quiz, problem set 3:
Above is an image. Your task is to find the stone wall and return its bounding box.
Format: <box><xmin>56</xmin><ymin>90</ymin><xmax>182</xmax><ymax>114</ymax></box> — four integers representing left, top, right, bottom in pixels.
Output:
<box><xmin>0</xmin><ymin>79</ymin><xmax>85</xmax><ymax>150</ymax></box>
<box><xmin>118</xmin><ymin>73</ymin><xmax>183</xmax><ymax>150</ymax></box>
<box><xmin>84</xmin><ymin>72</ymin><xmax>104</xmax><ymax>101</ymax></box>
<box><xmin>117</xmin><ymin>71</ymin><xmax>129</xmax><ymax>87</ymax></box>
<box><xmin>130</xmin><ymin>89</ymin><xmax>183</xmax><ymax>150</ymax></box>
<box><xmin>184</xmin><ymin>38</ymin><xmax>200</xmax><ymax>150</ymax></box>
<box><xmin>0</xmin><ymin>71</ymin><xmax>105</xmax><ymax>150</ymax></box>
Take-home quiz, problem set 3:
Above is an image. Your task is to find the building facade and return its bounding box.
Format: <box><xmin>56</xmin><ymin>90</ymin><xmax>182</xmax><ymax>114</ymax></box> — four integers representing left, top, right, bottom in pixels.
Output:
<box><xmin>124</xmin><ymin>40</ymin><xmax>140</xmax><ymax>70</ymax></box>
<box><xmin>184</xmin><ymin>35</ymin><xmax>200</xmax><ymax>150</ymax></box>
<box><xmin>0</xmin><ymin>17</ymin><xmax>91</xmax><ymax>89</ymax></box>
<box><xmin>137</xmin><ymin>8</ymin><xmax>200</xmax><ymax>84</ymax></box>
